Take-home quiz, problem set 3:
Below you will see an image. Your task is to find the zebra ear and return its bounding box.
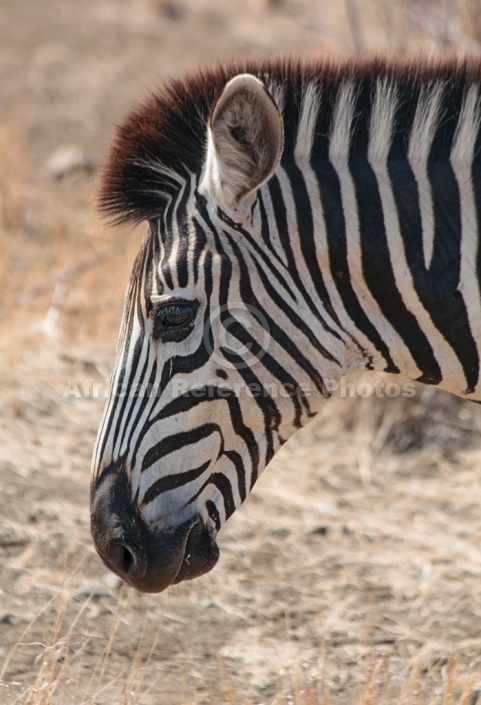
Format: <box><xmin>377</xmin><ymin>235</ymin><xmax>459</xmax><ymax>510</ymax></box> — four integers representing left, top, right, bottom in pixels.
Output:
<box><xmin>200</xmin><ymin>74</ymin><xmax>284</xmax><ymax>210</ymax></box>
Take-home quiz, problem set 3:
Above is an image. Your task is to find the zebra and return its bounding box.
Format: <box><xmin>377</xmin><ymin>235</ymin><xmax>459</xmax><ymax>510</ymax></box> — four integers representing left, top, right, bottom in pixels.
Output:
<box><xmin>91</xmin><ymin>57</ymin><xmax>481</xmax><ymax>593</ymax></box>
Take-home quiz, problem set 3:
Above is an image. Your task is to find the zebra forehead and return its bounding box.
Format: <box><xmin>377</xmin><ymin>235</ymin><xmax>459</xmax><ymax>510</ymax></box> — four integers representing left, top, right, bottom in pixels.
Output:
<box><xmin>97</xmin><ymin>55</ymin><xmax>481</xmax><ymax>227</ymax></box>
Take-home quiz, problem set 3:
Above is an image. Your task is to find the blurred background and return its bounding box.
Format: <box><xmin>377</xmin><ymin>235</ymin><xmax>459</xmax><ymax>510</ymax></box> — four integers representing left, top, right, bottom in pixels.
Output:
<box><xmin>2</xmin><ymin>1</ymin><xmax>481</xmax><ymax>703</ymax></box>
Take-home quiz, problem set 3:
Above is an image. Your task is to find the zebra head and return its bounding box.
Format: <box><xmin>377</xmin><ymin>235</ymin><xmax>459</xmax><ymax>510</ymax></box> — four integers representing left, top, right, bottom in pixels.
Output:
<box><xmin>91</xmin><ymin>67</ymin><xmax>346</xmax><ymax>592</ymax></box>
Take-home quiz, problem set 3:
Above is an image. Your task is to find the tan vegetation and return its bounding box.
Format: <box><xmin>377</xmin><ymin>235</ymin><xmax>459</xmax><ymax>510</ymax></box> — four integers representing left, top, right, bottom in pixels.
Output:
<box><xmin>2</xmin><ymin>0</ymin><xmax>481</xmax><ymax>703</ymax></box>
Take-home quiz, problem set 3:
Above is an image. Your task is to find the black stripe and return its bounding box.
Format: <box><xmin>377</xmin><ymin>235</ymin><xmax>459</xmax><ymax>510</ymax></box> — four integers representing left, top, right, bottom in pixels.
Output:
<box><xmin>206</xmin><ymin>500</ymin><xmax>221</xmax><ymax>531</ymax></box>
<box><xmin>218</xmin><ymin>351</ymin><xmax>278</xmax><ymax>479</ymax></box>
<box><xmin>266</xmin><ymin>175</ymin><xmax>343</xmax><ymax>341</ymax></box>
<box><xmin>192</xmin><ymin>218</ymin><xmax>207</xmax><ymax>285</ymax></box>
<box><xmin>257</xmin><ymin>189</ymin><xmax>288</xmax><ymax>266</ymax></box>
<box><xmin>312</xmin><ymin>158</ymin><xmax>398</xmax><ymax>373</ymax></box>
<box><xmin>152</xmin><ymin>222</ymin><xmax>164</xmax><ymax>295</ymax></box>
<box><xmin>427</xmin><ymin>155</ymin><xmax>479</xmax><ymax>392</ymax></box>
<box><xmin>159</xmin><ymin>203</ymin><xmax>175</xmax><ymax>290</ymax></box>
<box><xmin>223</xmin><ymin>450</ymin><xmax>247</xmax><ymax>502</ymax></box>
<box><xmin>473</xmin><ymin>159</ymin><xmax>481</xmax><ymax>328</ymax></box>
<box><xmin>210</xmin><ymin>472</ymin><xmax>235</xmax><ymax>520</ymax></box>
<box><xmin>174</xmin><ymin>180</ymin><xmax>194</xmax><ymax>288</ymax></box>
<box><xmin>185</xmin><ymin>448</ymin><xmax>247</xmax><ymax>507</ymax></box>
<box><xmin>142</xmin><ymin>423</ymin><xmax>221</xmax><ymax>472</ymax></box>
<box><xmin>143</xmin><ymin>233</ymin><xmax>155</xmax><ymax>314</ymax></box>
<box><xmin>284</xmin><ymin>157</ymin><xmax>342</xmax><ymax>328</ymax></box>
<box><xmin>350</xmin><ymin>153</ymin><xmax>442</xmax><ymax>385</ymax></box>
<box><xmin>389</xmin><ymin>158</ymin><xmax>477</xmax><ymax>390</ymax></box>
<box><xmin>142</xmin><ymin>460</ymin><xmax>211</xmax><ymax>505</ymax></box>
<box><xmin>92</xmin><ymin>454</ymin><xmax>126</xmax><ymax>494</ymax></box>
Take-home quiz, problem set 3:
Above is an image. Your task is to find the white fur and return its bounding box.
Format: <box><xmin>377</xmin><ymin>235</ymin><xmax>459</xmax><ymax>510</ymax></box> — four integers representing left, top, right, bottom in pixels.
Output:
<box><xmin>408</xmin><ymin>83</ymin><xmax>444</xmax><ymax>269</ymax></box>
<box><xmin>267</xmin><ymin>80</ymin><xmax>286</xmax><ymax>114</ymax></box>
<box><xmin>329</xmin><ymin>81</ymin><xmax>357</xmax><ymax>167</ymax></box>
<box><xmin>294</xmin><ymin>82</ymin><xmax>321</xmax><ymax>165</ymax></box>
<box><xmin>452</xmin><ymin>85</ymin><xmax>481</xmax><ymax>167</ymax></box>
<box><xmin>451</xmin><ymin>85</ymin><xmax>481</xmax><ymax>394</ymax></box>
<box><xmin>368</xmin><ymin>79</ymin><xmax>398</xmax><ymax>165</ymax></box>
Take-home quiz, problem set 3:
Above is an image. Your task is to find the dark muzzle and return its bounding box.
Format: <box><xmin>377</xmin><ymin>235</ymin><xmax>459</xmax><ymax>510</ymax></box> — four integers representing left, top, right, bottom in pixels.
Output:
<box><xmin>90</xmin><ymin>460</ymin><xmax>219</xmax><ymax>593</ymax></box>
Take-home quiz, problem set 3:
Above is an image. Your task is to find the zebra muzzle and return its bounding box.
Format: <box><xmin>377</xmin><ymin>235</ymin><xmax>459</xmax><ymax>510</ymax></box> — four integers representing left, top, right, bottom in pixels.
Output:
<box><xmin>90</xmin><ymin>462</ymin><xmax>219</xmax><ymax>592</ymax></box>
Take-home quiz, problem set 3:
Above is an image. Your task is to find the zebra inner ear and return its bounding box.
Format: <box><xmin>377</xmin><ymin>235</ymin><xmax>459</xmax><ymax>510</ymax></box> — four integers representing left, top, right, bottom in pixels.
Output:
<box><xmin>200</xmin><ymin>74</ymin><xmax>284</xmax><ymax>210</ymax></box>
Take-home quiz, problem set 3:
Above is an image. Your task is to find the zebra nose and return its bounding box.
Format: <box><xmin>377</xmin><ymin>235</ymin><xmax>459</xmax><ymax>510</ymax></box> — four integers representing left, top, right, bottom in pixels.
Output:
<box><xmin>103</xmin><ymin>539</ymin><xmax>148</xmax><ymax>580</ymax></box>
<box><xmin>91</xmin><ymin>460</ymin><xmax>220</xmax><ymax>592</ymax></box>
<box><xmin>90</xmin><ymin>461</ymin><xmax>149</xmax><ymax>583</ymax></box>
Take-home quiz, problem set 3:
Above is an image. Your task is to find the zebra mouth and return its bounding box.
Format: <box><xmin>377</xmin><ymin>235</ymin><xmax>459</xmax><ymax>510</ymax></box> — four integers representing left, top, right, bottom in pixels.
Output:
<box><xmin>173</xmin><ymin>519</ymin><xmax>220</xmax><ymax>585</ymax></box>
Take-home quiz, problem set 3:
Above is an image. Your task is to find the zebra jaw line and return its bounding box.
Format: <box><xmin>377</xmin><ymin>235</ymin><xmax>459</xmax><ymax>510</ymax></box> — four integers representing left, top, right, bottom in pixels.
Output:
<box><xmin>91</xmin><ymin>57</ymin><xmax>481</xmax><ymax>593</ymax></box>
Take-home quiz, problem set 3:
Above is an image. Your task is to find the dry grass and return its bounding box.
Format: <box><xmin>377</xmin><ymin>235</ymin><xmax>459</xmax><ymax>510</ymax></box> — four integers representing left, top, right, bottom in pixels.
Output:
<box><xmin>3</xmin><ymin>548</ymin><xmax>481</xmax><ymax>705</ymax></box>
<box><xmin>2</xmin><ymin>0</ymin><xmax>481</xmax><ymax>703</ymax></box>
<box><xmin>3</xmin><ymin>488</ymin><xmax>481</xmax><ymax>705</ymax></box>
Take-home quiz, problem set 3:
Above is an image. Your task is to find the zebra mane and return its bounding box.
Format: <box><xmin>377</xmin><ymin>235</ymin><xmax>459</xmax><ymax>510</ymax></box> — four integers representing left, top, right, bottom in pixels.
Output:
<box><xmin>98</xmin><ymin>56</ymin><xmax>481</xmax><ymax>226</ymax></box>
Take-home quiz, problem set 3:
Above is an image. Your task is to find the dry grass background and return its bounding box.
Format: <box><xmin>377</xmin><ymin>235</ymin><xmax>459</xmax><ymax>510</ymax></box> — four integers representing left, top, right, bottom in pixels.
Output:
<box><xmin>3</xmin><ymin>0</ymin><xmax>481</xmax><ymax>703</ymax></box>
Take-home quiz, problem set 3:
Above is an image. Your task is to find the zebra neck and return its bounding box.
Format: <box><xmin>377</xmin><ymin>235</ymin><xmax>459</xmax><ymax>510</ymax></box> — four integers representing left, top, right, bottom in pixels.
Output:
<box><xmin>296</xmin><ymin>147</ymin><xmax>481</xmax><ymax>398</ymax></box>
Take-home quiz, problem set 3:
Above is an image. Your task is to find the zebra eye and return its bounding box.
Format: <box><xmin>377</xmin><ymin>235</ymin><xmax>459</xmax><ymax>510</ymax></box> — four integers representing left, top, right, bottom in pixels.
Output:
<box><xmin>153</xmin><ymin>300</ymin><xmax>198</xmax><ymax>341</ymax></box>
<box><xmin>158</xmin><ymin>303</ymin><xmax>193</xmax><ymax>328</ymax></box>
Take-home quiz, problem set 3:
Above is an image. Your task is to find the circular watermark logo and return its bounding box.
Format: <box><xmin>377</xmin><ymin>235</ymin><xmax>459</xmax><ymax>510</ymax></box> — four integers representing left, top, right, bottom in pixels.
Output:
<box><xmin>203</xmin><ymin>302</ymin><xmax>271</xmax><ymax>370</ymax></box>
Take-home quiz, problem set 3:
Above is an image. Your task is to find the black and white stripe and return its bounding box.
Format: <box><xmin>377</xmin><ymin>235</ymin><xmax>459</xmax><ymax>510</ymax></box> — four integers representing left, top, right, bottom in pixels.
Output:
<box><xmin>91</xmin><ymin>58</ymin><xmax>481</xmax><ymax>589</ymax></box>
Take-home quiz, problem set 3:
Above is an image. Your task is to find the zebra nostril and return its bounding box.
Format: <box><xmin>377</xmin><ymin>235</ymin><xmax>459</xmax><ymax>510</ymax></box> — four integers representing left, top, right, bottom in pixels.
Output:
<box><xmin>110</xmin><ymin>542</ymin><xmax>147</xmax><ymax>579</ymax></box>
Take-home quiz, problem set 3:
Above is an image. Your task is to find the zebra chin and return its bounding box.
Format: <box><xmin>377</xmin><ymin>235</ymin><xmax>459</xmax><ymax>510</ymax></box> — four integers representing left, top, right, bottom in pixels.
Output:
<box><xmin>90</xmin><ymin>461</ymin><xmax>220</xmax><ymax>593</ymax></box>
